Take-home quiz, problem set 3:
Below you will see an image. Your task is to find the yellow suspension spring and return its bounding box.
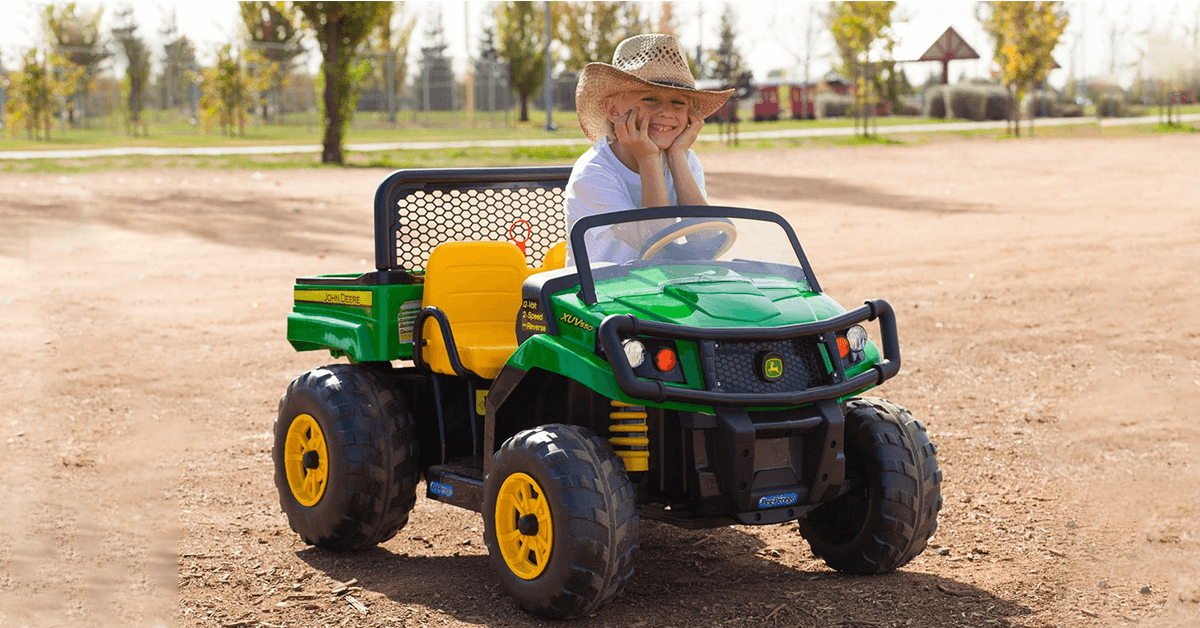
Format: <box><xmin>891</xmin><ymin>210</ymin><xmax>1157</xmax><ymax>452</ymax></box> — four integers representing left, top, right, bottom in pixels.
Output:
<box><xmin>608</xmin><ymin>400</ymin><xmax>649</xmax><ymax>472</ymax></box>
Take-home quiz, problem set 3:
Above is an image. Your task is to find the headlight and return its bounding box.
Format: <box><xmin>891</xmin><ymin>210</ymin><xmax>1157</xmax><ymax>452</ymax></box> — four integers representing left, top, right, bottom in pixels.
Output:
<box><xmin>845</xmin><ymin>325</ymin><xmax>868</xmax><ymax>351</ymax></box>
<box><xmin>622</xmin><ymin>339</ymin><xmax>646</xmax><ymax>368</ymax></box>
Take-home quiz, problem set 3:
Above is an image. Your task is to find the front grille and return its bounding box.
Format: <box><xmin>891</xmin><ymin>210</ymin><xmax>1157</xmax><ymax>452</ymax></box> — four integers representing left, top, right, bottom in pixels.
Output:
<box><xmin>705</xmin><ymin>338</ymin><xmax>831</xmax><ymax>394</ymax></box>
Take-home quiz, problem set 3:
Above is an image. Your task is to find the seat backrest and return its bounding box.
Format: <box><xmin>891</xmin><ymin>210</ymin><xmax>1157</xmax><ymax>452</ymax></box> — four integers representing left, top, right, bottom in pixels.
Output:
<box><xmin>534</xmin><ymin>241</ymin><xmax>568</xmax><ymax>273</ymax></box>
<box><xmin>421</xmin><ymin>241</ymin><xmax>528</xmax><ymax>376</ymax></box>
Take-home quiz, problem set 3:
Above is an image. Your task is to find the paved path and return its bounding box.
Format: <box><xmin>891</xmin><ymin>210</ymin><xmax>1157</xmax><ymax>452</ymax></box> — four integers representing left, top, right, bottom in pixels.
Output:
<box><xmin>1</xmin><ymin>113</ymin><xmax>1196</xmax><ymax>160</ymax></box>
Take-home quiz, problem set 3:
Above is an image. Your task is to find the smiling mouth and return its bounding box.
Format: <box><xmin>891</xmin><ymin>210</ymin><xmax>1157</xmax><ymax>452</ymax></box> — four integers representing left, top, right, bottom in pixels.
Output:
<box><xmin>649</xmin><ymin>124</ymin><xmax>677</xmax><ymax>133</ymax></box>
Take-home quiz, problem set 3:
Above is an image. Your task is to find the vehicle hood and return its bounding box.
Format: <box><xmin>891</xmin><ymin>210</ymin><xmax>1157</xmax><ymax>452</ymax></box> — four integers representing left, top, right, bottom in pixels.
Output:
<box><xmin>602</xmin><ymin>277</ymin><xmax>845</xmax><ymax>327</ymax></box>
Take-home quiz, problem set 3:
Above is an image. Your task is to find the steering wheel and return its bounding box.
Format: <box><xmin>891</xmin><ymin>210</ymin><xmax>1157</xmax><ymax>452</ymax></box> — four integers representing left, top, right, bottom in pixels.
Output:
<box><xmin>639</xmin><ymin>218</ymin><xmax>738</xmax><ymax>261</ymax></box>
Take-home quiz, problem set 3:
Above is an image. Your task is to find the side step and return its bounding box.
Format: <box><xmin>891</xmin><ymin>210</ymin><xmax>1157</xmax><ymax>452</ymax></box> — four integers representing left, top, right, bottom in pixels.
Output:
<box><xmin>426</xmin><ymin>458</ymin><xmax>484</xmax><ymax>512</ymax></box>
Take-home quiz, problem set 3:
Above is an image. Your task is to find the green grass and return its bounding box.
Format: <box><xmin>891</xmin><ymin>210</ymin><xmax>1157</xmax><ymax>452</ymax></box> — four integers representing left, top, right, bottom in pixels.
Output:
<box><xmin>0</xmin><ymin>105</ymin><xmax>1022</xmax><ymax>153</ymax></box>
<box><xmin>1079</xmin><ymin>102</ymin><xmax>1200</xmax><ymax>118</ymax></box>
<box><xmin>1151</xmin><ymin>122</ymin><xmax>1200</xmax><ymax>133</ymax></box>
<box><xmin>1</xmin><ymin>106</ymin><xmax>1194</xmax><ymax>175</ymax></box>
<box><xmin>1148</xmin><ymin>102</ymin><xmax>1200</xmax><ymax>115</ymax></box>
<box><xmin>0</xmin><ymin>108</ymin><xmax>592</xmax><ymax>151</ymax></box>
<box><xmin>6</xmin><ymin>100</ymin><xmax>1193</xmax><ymax>154</ymax></box>
<box><xmin>5</xmin><ymin>99</ymin><xmax>1197</xmax><ymax>154</ymax></box>
<box><xmin>0</xmin><ymin>144</ymin><xmax>591</xmax><ymax>174</ymax></box>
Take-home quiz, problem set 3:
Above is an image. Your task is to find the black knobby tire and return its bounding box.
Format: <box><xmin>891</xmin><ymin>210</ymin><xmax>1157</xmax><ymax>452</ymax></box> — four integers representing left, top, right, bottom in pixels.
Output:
<box><xmin>273</xmin><ymin>364</ymin><xmax>420</xmax><ymax>552</ymax></box>
<box><xmin>482</xmin><ymin>424</ymin><xmax>638</xmax><ymax>619</ymax></box>
<box><xmin>800</xmin><ymin>397</ymin><xmax>942</xmax><ymax>574</ymax></box>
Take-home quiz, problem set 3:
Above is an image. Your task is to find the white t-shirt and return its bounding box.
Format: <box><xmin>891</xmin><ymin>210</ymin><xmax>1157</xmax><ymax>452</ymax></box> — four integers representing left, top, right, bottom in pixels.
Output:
<box><xmin>564</xmin><ymin>138</ymin><xmax>707</xmax><ymax>265</ymax></box>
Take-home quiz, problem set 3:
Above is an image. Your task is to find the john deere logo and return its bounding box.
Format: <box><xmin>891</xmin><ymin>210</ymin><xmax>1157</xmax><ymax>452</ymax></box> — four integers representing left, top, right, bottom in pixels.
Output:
<box><xmin>761</xmin><ymin>353</ymin><xmax>785</xmax><ymax>382</ymax></box>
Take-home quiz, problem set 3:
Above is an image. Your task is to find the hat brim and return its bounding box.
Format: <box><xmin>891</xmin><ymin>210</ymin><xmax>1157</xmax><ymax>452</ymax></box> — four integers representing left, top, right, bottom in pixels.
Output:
<box><xmin>576</xmin><ymin>62</ymin><xmax>735</xmax><ymax>142</ymax></box>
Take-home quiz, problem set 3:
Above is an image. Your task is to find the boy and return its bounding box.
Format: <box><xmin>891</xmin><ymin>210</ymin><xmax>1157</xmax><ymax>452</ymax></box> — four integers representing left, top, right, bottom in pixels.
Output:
<box><xmin>565</xmin><ymin>34</ymin><xmax>734</xmax><ymax>264</ymax></box>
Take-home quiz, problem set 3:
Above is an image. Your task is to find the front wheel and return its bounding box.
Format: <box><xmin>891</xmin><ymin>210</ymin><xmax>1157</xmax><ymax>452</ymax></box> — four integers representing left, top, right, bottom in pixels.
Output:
<box><xmin>799</xmin><ymin>397</ymin><xmax>942</xmax><ymax>574</ymax></box>
<box><xmin>483</xmin><ymin>424</ymin><xmax>638</xmax><ymax>619</ymax></box>
<box><xmin>273</xmin><ymin>364</ymin><xmax>420</xmax><ymax>552</ymax></box>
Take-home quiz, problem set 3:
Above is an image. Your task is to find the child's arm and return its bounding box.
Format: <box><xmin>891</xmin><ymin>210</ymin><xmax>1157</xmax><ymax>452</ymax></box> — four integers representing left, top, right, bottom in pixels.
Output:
<box><xmin>666</xmin><ymin>111</ymin><xmax>708</xmax><ymax>206</ymax></box>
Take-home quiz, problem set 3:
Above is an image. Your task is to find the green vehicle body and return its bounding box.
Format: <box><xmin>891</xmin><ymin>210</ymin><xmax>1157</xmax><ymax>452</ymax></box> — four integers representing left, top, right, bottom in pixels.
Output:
<box><xmin>289</xmin><ymin>279</ymin><xmax>423</xmax><ymax>361</ymax></box>
<box><xmin>275</xmin><ymin>167</ymin><xmax>941</xmax><ymax>620</ymax></box>
<box><xmin>288</xmin><ymin>229</ymin><xmax>885</xmax><ymax>415</ymax></box>
<box><xmin>289</xmin><ymin>281</ymin><xmax>880</xmax><ymax>410</ymax></box>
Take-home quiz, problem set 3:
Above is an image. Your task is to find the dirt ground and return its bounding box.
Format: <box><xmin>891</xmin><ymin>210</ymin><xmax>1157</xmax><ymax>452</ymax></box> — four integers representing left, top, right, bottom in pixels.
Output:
<box><xmin>1</xmin><ymin>134</ymin><xmax>1198</xmax><ymax>628</ymax></box>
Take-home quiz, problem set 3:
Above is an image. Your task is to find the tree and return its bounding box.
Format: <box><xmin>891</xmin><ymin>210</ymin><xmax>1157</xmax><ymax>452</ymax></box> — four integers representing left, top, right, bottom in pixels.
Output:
<box><xmin>111</xmin><ymin>4</ymin><xmax>151</xmax><ymax>136</ymax></box>
<box><xmin>618</xmin><ymin>3</ymin><xmax>650</xmax><ymax>40</ymax></box>
<box><xmin>981</xmin><ymin>1</ymin><xmax>1069</xmax><ymax>137</ymax></box>
<box><xmin>4</xmin><ymin>48</ymin><xmax>79</xmax><ymax>140</ymax></box>
<box><xmin>559</xmin><ymin>3</ymin><xmax>622</xmax><ymax>72</ymax></box>
<box><xmin>5</xmin><ymin>50</ymin><xmax>50</xmax><ymax>139</ymax></box>
<box><xmin>240</xmin><ymin>1</ymin><xmax>305</xmax><ymax>123</ymax></box>
<box><xmin>496</xmin><ymin>2</ymin><xmax>553</xmax><ymax>122</ymax></box>
<box><xmin>295</xmin><ymin>2</ymin><xmax>387</xmax><ymax>164</ymax></box>
<box><xmin>160</xmin><ymin>11</ymin><xmax>198</xmax><ymax>113</ymax></box>
<box><xmin>477</xmin><ymin>25</ymin><xmax>500</xmax><ymax>64</ymax></box>
<box><xmin>656</xmin><ymin>2</ymin><xmax>680</xmax><ymax>37</ymax></box>
<box><xmin>41</xmin><ymin>2</ymin><xmax>110</xmax><ymax>127</ymax></box>
<box><xmin>708</xmin><ymin>5</ymin><xmax>747</xmax><ymax>85</ymax></box>
<box><xmin>243</xmin><ymin>46</ymin><xmax>280</xmax><ymax>123</ymax></box>
<box><xmin>369</xmin><ymin>2</ymin><xmax>417</xmax><ymax>123</ymax></box>
<box><xmin>474</xmin><ymin>25</ymin><xmax>513</xmax><ymax>113</ymax></box>
<box><xmin>199</xmin><ymin>44</ymin><xmax>250</xmax><ymax>136</ymax></box>
<box><xmin>828</xmin><ymin>1</ymin><xmax>897</xmax><ymax>137</ymax></box>
<box><xmin>414</xmin><ymin>10</ymin><xmax>455</xmax><ymax>112</ymax></box>
<box><xmin>557</xmin><ymin>2</ymin><xmax>647</xmax><ymax>72</ymax></box>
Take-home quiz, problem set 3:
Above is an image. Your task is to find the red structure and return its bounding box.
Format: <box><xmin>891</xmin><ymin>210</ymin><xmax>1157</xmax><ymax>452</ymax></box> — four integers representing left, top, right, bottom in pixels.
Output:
<box><xmin>706</xmin><ymin>99</ymin><xmax>738</xmax><ymax>123</ymax></box>
<box><xmin>754</xmin><ymin>80</ymin><xmax>831</xmax><ymax>121</ymax></box>
<box><xmin>823</xmin><ymin>77</ymin><xmax>852</xmax><ymax>96</ymax></box>
<box><xmin>789</xmin><ymin>84</ymin><xmax>816</xmax><ymax>119</ymax></box>
<box><xmin>918</xmin><ymin>27</ymin><xmax>980</xmax><ymax>84</ymax></box>
<box><xmin>753</xmin><ymin>82</ymin><xmax>783</xmax><ymax>121</ymax></box>
<box><xmin>736</xmin><ymin>77</ymin><xmax>901</xmax><ymax>122</ymax></box>
<box><xmin>696</xmin><ymin>79</ymin><xmax>740</xmax><ymax>124</ymax></box>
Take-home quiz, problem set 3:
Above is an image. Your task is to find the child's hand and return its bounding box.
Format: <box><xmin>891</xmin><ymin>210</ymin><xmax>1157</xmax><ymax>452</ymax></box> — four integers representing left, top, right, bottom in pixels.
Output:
<box><xmin>613</xmin><ymin>108</ymin><xmax>661</xmax><ymax>164</ymax></box>
<box><xmin>667</xmin><ymin>110</ymin><xmax>703</xmax><ymax>158</ymax></box>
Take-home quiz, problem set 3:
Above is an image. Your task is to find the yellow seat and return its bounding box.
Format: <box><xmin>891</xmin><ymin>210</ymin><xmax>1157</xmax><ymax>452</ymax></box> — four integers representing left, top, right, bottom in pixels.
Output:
<box><xmin>421</xmin><ymin>241</ymin><xmax>527</xmax><ymax>379</ymax></box>
<box><xmin>535</xmin><ymin>241</ymin><xmax>567</xmax><ymax>273</ymax></box>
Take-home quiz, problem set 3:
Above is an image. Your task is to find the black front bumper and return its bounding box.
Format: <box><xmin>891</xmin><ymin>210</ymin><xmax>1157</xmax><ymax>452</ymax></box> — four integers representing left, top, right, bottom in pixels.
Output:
<box><xmin>597</xmin><ymin>299</ymin><xmax>901</xmax><ymax>407</ymax></box>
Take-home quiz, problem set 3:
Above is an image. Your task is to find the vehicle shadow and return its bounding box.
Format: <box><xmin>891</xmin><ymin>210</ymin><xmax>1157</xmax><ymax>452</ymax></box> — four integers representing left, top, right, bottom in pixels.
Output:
<box><xmin>0</xmin><ymin>189</ymin><xmax>371</xmax><ymax>260</ymax></box>
<box><xmin>297</xmin><ymin>520</ymin><xmax>1031</xmax><ymax>627</ymax></box>
<box><xmin>706</xmin><ymin>171</ymin><xmax>993</xmax><ymax>215</ymax></box>
<box><xmin>2</xmin><ymin>169</ymin><xmax>991</xmax><ymax>263</ymax></box>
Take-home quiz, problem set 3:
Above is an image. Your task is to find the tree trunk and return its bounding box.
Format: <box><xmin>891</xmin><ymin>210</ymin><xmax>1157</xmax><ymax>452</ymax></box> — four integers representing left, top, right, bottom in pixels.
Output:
<box><xmin>518</xmin><ymin>93</ymin><xmax>529</xmax><ymax>122</ymax></box>
<box><xmin>1029</xmin><ymin>96</ymin><xmax>1035</xmax><ymax>137</ymax></box>
<box><xmin>1011</xmin><ymin>85</ymin><xmax>1020</xmax><ymax>138</ymax></box>
<box><xmin>321</xmin><ymin>18</ymin><xmax>344</xmax><ymax>164</ymax></box>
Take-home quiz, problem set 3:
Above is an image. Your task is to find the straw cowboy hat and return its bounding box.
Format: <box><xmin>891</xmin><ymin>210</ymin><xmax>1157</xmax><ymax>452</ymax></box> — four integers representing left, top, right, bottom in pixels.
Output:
<box><xmin>576</xmin><ymin>34</ymin><xmax>734</xmax><ymax>142</ymax></box>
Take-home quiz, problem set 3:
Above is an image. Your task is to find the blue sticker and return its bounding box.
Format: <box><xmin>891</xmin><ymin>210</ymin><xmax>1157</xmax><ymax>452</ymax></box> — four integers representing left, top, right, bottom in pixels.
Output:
<box><xmin>429</xmin><ymin>482</ymin><xmax>454</xmax><ymax>498</ymax></box>
<box><xmin>758</xmin><ymin>492</ymin><xmax>799</xmax><ymax>509</ymax></box>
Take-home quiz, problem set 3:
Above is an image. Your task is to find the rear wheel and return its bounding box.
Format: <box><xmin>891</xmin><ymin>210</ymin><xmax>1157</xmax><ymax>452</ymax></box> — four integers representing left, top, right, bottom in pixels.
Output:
<box><xmin>273</xmin><ymin>364</ymin><xmax>420</xmax><ymax>552</ymax></box>
<box><xmin>483</xmin><ymin>424</ymin><xmax>637</xmax><ymax>619</ymax></box>
<box><xmin>800</xmin><ymin>397</ymin><xmax>942</xmax><ymax>573</ymax></box>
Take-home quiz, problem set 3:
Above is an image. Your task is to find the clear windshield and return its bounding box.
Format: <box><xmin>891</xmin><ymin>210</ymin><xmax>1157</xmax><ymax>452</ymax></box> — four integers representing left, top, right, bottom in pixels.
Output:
<box><xmin>574</xmin><ymin>211</ymin><xmax>813</xmax><ymax>303</ymax></box>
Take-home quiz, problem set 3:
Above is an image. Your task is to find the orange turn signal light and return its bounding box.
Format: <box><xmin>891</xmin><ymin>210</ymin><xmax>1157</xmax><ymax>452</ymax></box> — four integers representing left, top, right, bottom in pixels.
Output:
<box><xmin>837</xmin><ymin>336</ymin><xmax>850</xmax><ymax>359</ymax></box>
<box><xmin>654</xmin><ymin>347</ymin><xmax>677</xmax><ymax>372</ymax></box>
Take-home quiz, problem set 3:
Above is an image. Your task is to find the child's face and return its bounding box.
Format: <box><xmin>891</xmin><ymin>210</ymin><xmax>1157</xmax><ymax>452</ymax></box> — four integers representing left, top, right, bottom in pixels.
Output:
<box><xmin>606</xmin><ymin>87</ymin><xmax>694</xmax><ymax>150</ymax></box>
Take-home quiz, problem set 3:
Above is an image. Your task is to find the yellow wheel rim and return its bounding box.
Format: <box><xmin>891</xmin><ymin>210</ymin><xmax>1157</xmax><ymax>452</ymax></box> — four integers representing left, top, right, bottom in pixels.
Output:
<box><xmin>494</xmin><ymin>472</ymin><xmax>553</xmax><ymax>580</ymax></box>
<box><xmin>284</xmin><ymin>414</ymin><xmax>328</xmax><ymax>507</ymax></box>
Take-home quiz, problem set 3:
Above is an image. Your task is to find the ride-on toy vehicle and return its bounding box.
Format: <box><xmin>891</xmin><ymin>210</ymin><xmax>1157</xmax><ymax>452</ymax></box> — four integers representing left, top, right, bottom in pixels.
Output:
<box><xmin>274</xmin><ymin>167</ymin><xmax>942</xmax><ymax>619</ymax></box>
